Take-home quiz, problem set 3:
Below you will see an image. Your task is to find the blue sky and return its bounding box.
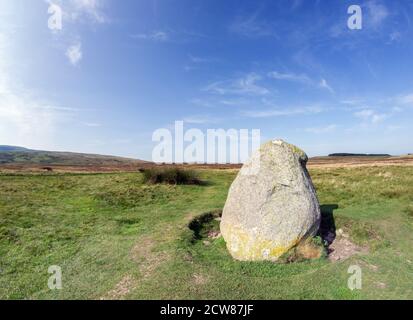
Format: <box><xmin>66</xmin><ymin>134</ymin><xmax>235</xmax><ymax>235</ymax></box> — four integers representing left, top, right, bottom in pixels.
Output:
<box><xmin>0</xmin><ymin>0</ymin><xmax>412</xmax><ymax>160</ymax></box>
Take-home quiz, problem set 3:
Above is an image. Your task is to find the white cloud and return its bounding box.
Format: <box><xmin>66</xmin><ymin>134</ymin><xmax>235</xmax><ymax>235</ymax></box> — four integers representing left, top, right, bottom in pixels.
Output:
<box><xmin>45</xmin><ymin>1</ymin><xmax>108</xmax><ymax>66</ymax></box>
<box><xmin>268</xmin><ymin>71</ymin><xmax>334</xmax><ymax>93</ymax></box>
<box><xmin>366</xmin><ymin>1</ymin><xmax>389</xmax><ymax>28</ymax></box>
<box><xmin>319</xmin><ymin>78</ymin><xmax>334</xmax><ymax>94</ymax></box>
<box><xmin>66</xmin><ymin>42</ymin><xmax>82</xmax><ymax>65</ymax></box>
<box><xmin>268</xmin><ymin>71</ymin><xmax>312</xmax><ymax>84</ymax></box>
<box><xmin>397</xmin><ymin>93</ymin><xmax>413</xmax><ymax>105</ymax></box>
<box><xmin>371</xmin><ymin>113</ymin><xmax>388</xmax><ymax>123</ymax></box>
<box><xmin>354</xmin><ymin>109</ymin><xmax>387</xmax><ymax>124</ymax></box>
<box><xmin>305</xmin><ymin>124</ymin><xmax>337</xmax><ymax>134</ymax></box>
<box><xmin>0</xmin><ymin>78</ymin><xmax>71</xmax><ymax>149</ymax></box>
<box><xmin>389</xmin><ymin>31</ymin><xmax>402</xmax><ymax>43</ymax></box>
<box><xmin>131</xmin><ymin>31</ymin><xmax>168</xmax><ymax>42</ymax></box>
<box><xmin>204</xmin><ymin>73</ymin><xmax>269</xmax><ymax>96</ymax></box>
<box><xmin>69</xmin><ymin>0</ymin><xmax>107</xmax><ymax>24</ymax></box>
<box><xmin>229</xmin><ymin>10</ymin><xmax>277</xmax><ymax>38</ymax></box>
<box><xmin>242</xmin><ymin>105</ymin><xmax>324</xmax><ymax>118</ymax></box>
<box><xmin>83</xmin><ymin>122</ymin><xmax>101</xmax><ymax>127</ymax></box>
<box><xmin>189</xmin><ymin>54</ymin><xmax>209</xmax><ymax>63</ymax></box>
<box><xmin>45</xmin><ymin>0</ymin><xmax>107</xmax><ymax>25</ymax></box>
<box><xmin>354</xmin><ymin>109</ymin><xmax>374</xmax><ymax>118</ymax></box>
<box><xmin>340</xmin><ymin>99</ymin><xmax>364</xmax><ymax>106</ymax></box>
<box><xmin>182</xmin><ymin>115</ymin><xmax>219</xmax><ymax>124</ymax></box>
<box><xmin>0</xmin><ymin>23</ymin><xmax>72</xmax><ymax>149</ymax></box>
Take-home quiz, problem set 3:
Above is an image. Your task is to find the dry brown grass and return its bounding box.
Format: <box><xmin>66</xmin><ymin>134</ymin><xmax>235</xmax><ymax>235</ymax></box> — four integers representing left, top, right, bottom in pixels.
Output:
<box><xmin>296</xmin><ymin>239</ymin><xmax>325</xmax><ymax>260</ymax></box>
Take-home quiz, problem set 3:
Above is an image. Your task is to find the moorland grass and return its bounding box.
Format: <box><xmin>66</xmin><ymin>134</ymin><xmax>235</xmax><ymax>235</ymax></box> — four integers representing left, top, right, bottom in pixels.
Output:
<box><xmin>1</xmin><ymin>166</ymin><xmax>413</xmax><ymax>299</ymax></box>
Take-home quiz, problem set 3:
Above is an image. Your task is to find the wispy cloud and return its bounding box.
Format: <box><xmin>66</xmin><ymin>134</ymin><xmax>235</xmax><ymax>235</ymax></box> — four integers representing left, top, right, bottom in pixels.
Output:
<box><xmin>45</xmin><ymin>0</ymin><xmax>108</xmax><ymax>25</ymax></box>
<box><xmin>131</xmin><ymin>31</ymin><xmax>168</xmax><ymax>42</ymax></box>
<box><xmin>66</xmin><ymin>42</ymin><xmax>82</xmax><ymax>65</ymax></box>
<box><xmin>366</xmin><ymin>0</ymin><xmax>389</xmax><ymax>29</ymax></box>
<box><xmin>184</xmin><ymin>54</ymin><xmax>217</xmax><ymax>72</ymax></box>
<box><xmin>397</xmin><ymin>93</ymin><xmax>413</xmax><ymax>105</ymax></box>
<box><xmin>82</xmin><ymin>122</ymin><xmax>101</xmax><ymax>127</ymax></box>
<box><xmin>354</xmin><ymin>109</ymin><xmax>388</xmax><ymax>124</ymax></box>
<box><xmin>0</xmin><ymin>19</ymin><xmax>75</xmax><ymax>149</ymax></box>
<box><xmin>319</xmin><ymin>78</ymin><xmax>334</xmax><ymax>94</ymax></box>
<box><xmin>45</xmin><ymin>0</ymin><xmax>108</xmax><ymax>67</ymax></box>
<box><xmin>182</xmin><ymin>115</ymin><xmax>219</xmax><ymax>124</ymax></box>
<box><xmin>70</xmin><ymin>0</ymin><xmax>107</xmax><ymax>24</ymax></box>
<box><xmin>189</xmin><ymin>54</ymin><xmax>211</xmax><ymax>63</ymax></box>
<box><xmin>241</xmin><ymin>105</ymin><xmax>324</xmax><ymax>118</ymax></box>
<box><xmin>229</xmin><ymin>9</ymin><xmax>277</xmax><ymax>38</ymax></box>
<box><xmin>268</xmin><ymin>71</ymin><xmax>334</xmax><ymax>93</ymax></box>
<box><xmin>340</xmin><ymin>99</ymin><xmax>364</xmax><ymax>106</ymax></box>
<box><xmin>305</xmin><ymin>124</ymin><xmax>337</xmax><ymax>134</ymax></box>
<box><xmin>268</xmin><ymin>71</ymin><xmax>312</xmax><ymax>84</ymax></box>
<box><xmin>0</xmin><ymin>76</ymin><xmax>73</xmax><ymax>149</ymax></box>
<box><xmin>204</xmin><ymin>73</ymin><xmax>269</xmax><ymax>96</ymax></box>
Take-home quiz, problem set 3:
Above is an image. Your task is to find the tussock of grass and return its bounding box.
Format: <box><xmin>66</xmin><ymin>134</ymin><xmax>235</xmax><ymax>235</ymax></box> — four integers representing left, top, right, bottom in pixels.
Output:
<box><xmin>141</xmin><ymin>167</ymin><xmax>202</xmax><ymax>185</ymax></box>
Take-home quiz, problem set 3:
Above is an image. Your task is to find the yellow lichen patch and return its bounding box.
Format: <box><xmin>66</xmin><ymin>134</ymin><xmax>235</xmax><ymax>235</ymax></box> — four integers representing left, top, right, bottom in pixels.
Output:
<box><xmin>221</xmin><ymin>223</ymin><xmax>302</xmax><ymax>261</ymax></box>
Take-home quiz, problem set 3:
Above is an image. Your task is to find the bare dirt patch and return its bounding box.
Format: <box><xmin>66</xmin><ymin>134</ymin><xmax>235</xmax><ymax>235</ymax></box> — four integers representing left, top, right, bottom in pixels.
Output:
<box><xmin>101</xmin><ymin>275</ymin><xmax>135</xmax><ymax>300</ymax></box>
<box><xmin>131</xmin><ymin>237</ymin><xmax>171</xmax><ymax>280</ymax></box>
<box><xmin>328</xmin><ymin>232</ymin><xmax>368</xmax><ymax>262</ymax></box>
<box><xmin>193</xmin><ymin>273</ymin><xmax>209</xmax><ymax>286</ymax></box>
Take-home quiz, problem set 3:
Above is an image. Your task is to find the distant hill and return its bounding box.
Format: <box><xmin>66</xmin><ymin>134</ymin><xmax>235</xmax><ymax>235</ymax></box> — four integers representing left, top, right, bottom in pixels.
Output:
<box><xmin>328</xmin><ymin>153</ymin><xmax>391</xmax><ymax>157</ymax></box>
<box><xmin>0</xmin><ymin>146</ymin><xmax>34</xmax><ymax>152</ymax></box>
<box><xmin>0</xmin><ymin>146</ymin><xmax>147</xmax><ymax>166</ymax></box>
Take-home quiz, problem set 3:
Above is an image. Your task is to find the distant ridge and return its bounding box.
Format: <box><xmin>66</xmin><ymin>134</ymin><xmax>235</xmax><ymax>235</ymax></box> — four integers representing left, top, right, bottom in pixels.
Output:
<box><xmin>0</xmin><ymin>145</ymin><xmax>147</xmax><ymax>166</ymax></box>
<box><xmin>328</xmin><ymin>153</ymin><xmax>391</xmax><ymax>157</ymax></box>
<box><xmin>0</xmin><ymin>146</ymin><xmax>33</xmax><ymax>152</ymax></box>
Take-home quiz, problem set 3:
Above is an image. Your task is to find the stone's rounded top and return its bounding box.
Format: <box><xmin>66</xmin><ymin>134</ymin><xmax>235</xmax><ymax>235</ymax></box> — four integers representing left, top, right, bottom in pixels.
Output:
<box><xmin>265</xmin><ymin>139</ymin><xmax>308</xmax><ymax>163</ymax></box>
<box><xmin>272</xmin><ymin>139</ymin><xmax>284</xmax><ymax>146</ymax></box>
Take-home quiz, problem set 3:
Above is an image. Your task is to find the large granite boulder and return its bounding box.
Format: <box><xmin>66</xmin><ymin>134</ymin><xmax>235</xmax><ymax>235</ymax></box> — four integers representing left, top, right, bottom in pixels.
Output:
<box><xmin>220</xmin><ymin>139</ymin><xmax>321</xmax><ymax>261</ymax></box>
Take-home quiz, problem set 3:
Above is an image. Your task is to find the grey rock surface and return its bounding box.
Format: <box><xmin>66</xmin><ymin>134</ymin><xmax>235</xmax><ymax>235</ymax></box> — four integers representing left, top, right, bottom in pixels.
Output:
<box><xmin>220</xmin><ymin>139</ymin><xmax>321</xmax><ymax>261</ymax></box>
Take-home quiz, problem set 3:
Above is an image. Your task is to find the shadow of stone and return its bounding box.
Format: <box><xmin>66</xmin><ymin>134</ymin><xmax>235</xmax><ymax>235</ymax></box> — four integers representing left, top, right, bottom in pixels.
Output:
<box><xmin>318</xmin><ymin>204</ymin><xmax>339</xmax><ymax>246</ymax></box>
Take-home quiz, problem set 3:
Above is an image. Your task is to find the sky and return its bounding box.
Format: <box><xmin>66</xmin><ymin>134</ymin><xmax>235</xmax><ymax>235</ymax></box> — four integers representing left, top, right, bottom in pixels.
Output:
<box><xmin>0</xmin><ymin>0</ymin><xmax>413</xmax><ymax>160</ymax></box>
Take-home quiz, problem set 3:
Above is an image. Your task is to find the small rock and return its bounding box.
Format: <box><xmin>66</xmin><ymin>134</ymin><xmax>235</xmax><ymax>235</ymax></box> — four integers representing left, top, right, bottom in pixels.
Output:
<box><xmin>208</xmin><ymin>230</ymin><xmax>221</xmax><ymax>239</ymax></box>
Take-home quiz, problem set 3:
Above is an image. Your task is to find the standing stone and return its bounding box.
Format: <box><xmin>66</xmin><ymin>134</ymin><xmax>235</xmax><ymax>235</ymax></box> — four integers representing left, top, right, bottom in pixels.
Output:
<box><xmin>220</xmin><ymin>139</ymin><xmax>321</xmax><ymax>261</ymax></box>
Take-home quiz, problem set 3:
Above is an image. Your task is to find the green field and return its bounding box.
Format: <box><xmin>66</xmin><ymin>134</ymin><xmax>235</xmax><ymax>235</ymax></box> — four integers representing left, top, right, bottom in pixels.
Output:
<box><xmin>1</xmin><ymin>166</ymin><xmax>413</xmax><ymax>300</ymax></box>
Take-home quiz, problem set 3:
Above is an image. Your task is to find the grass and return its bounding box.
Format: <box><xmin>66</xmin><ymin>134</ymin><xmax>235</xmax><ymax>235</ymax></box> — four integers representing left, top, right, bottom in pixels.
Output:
<box><xmin>1</xmin><ymin>166</ymin><xmax>413</xmax><ymax>299</ymax></box>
